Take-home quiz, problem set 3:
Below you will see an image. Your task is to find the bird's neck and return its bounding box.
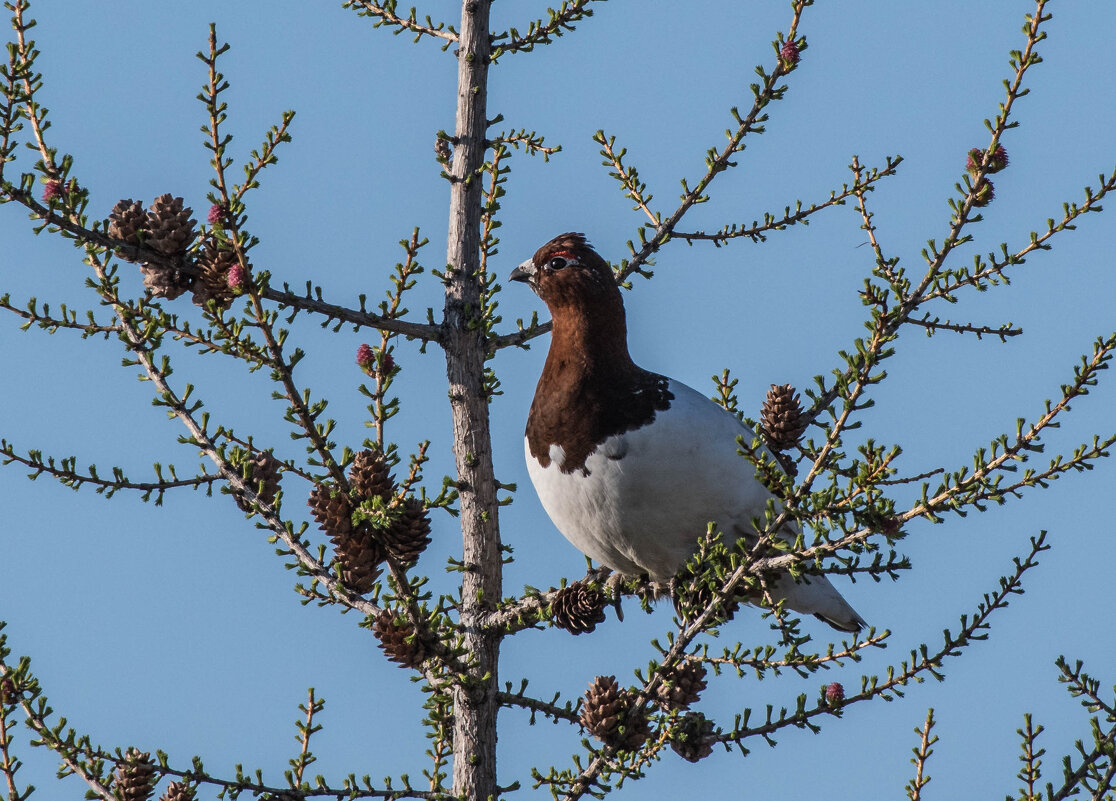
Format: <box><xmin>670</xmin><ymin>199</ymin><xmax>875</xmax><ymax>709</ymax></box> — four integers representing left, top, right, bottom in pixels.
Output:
<box><xmin>543</xmin><ymin>302</ymin><xmax>641</xmax><ymax>386</ymax></box>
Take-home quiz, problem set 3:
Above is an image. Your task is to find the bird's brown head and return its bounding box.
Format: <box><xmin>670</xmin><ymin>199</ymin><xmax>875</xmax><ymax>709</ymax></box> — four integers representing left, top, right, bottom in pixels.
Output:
<box><xmin>509</xmin><ymin>233</ymin><xmax>623</xmax><ymax>315</ymax></box>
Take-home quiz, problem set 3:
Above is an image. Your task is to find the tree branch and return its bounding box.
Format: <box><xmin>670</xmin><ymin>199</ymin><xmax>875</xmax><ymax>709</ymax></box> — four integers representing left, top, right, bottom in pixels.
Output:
<box><xmin>491</xmin><ymin>0</ymin><xmax>601</xmax><ymax>57</ymax></box>
<box><xmin>672</xmin><ymin>156</ymin><xmax>902</xmax><ymax>246</ymax></box>
<box><xmin>342</xmin><ymin>1</ymin><xmax>458</xmax><ymax>45</ymax></box>
<box><xmin>0</xmin><ymin>440</ymin><xmax>221</xmax><ymax>501</ymax></box>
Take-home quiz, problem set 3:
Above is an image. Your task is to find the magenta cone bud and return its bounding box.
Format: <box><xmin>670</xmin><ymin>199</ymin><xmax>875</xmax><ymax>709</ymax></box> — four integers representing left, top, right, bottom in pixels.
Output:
<box><xmin>208</xmin><ymin>204</ymin><xmax>226</xmax><ymax>225</ymax></box>
<box><xmin>42</xmin><ymin>180</ymin><xmax>63</xmax><ymax>202</ymax></box>
<box><xmin>227</xmin><ymin>262</ymin><xmax>247</xmax><ymax>292</ymax></box>
<box><xmin>356</xmin><ymin>343</ymin><xmax>376</xmax><ymax>374</ymax></box>
<box><xmin>971</xmin><ymin>178</ymin><xmax>995</xmax><ymax>207</ymax></box>
<box><xmin>967</xmin><ymin>145</ymin><xmax>1009</xmax><ymax>175</ymax></box>
<box><xmin>826</xmin><ymin>682</ymin><xmax>845</xmax><ymax>704</ymax></box>
<box><xmin>987</xmin><ymin>144</ymin><xmax>1009</xmax><ymax>173</ymax></box>
<box><xmin>780</xmin><ymin>39</ymin><xmax>800</xmax><ymax>66</ymax></box>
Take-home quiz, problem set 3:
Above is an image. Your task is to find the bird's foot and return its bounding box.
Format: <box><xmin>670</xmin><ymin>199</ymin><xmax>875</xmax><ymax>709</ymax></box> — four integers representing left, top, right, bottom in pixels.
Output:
<box><xmin>603</xmin><ymin>569</ymin><xmax>625</xmax><ymax>622</ymax></box>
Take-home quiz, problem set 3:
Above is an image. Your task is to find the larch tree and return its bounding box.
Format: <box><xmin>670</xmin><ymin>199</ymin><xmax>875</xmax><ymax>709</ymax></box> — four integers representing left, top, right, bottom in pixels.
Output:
<box><xmin>1</xmin><ymin>1</ymin><xmax>1114</xmax><ymax>800</ymax></box>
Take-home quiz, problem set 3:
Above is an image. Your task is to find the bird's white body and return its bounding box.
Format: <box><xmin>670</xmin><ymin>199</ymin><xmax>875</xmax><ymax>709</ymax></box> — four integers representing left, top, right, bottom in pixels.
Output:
<box><xmin>526</xmin><ymin>379</ymin><xmax>766</xmax><ymax>578</ymax></box>
<box><xmin>526</xmin><ymin>378</ymin><xmax>865</xmax><ymax>630</ymax></box>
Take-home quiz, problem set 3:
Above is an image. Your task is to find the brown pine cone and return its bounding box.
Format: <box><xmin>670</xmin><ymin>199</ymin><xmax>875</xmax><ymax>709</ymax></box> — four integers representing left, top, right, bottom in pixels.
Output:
<box><xmin>333</xmin><ymin>528</ymin><xmax>384</xmax><ymax>593</ymax></box>
<box><xmin>654</xmin><ymin>660</ymin><xmax>707</xmax><ymax>711</ymax></box>
<box><xmin>145</xmin><ymin>194</ymin><xmax>196</xmax><ymax>257</ymax></box>
<box><xmin>108</xmin><ymin>199</ymin><xmax>147</xmax><ymax>259</ymax></box>
<box><xmin>372</xmin><ymin>610</ymin><xmax>427</xmax><ymax>669</ymax></box>
<box><xmin>115</xmin><ymin>749</ymin><xmax>157</xmax><ymax>801</ymax></box>
<box><xmin>382</xmin><ymin>496</ymin><xmax>431</xmax><ymax>565</ymax></box>
<box><xmin>139</xmin><ymin>262</ymin><xmax>193</xmax><ymax>300</ymax></box>
<box><xmin>670</xmin><ymin>711</ymin><xmax>716</xmax><ymax>763</ymax></box>
<box><xmin>349</xmin><ymin>449</ymin><xmax>395</xmax><ymax>500</ymax></box>
<box><xmin>308</xmin><ymin>483</ymin><xmax>355</xmax><ymax>538</ymax></box>
<box><xmin>580</xmin><ymin>676</ymin><xmax>651</xmax><ymax>751</ymax></box>
<box><xmin>235</xmin><ymin>451</ymin><xmax>281</xmax><ymax>512</ymax></box>
<box><xmin>159</xmin><ymin>782</ymin><xmax>196</xmax><ymax>801</ymax></box>
<box><xmin>761</xmin><ymin>383</ymin><xmax>807</xmax><ymax>452</ymax></box>
<box><xmin>551</xmin><ymin>581</ymin><xmax>606</xmax><ymax>635</ymax></box>
<box><xmin>191</xmin><ymin>239</ymin><xmax>238</xmax><ymax>309</ymax></box>
<box><xmin>673</xmin><ymin>578</ymin><xmax>741</xmax><ymax>623</ymax></box>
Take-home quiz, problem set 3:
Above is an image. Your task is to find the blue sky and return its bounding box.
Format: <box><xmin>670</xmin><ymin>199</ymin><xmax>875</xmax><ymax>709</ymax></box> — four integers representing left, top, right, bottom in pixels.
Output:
<box><xmin>1</xmin><ymin>1</ymin><xmax>1114</xmax><ymax>798</ymax></box>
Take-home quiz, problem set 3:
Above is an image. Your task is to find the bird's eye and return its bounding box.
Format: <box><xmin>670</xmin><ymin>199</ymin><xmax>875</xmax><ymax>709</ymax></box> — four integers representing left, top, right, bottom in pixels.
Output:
<box><xmin>546</xmin><ymin>256</ymin><xmax>569</xmax><ymax>271</ymax></box>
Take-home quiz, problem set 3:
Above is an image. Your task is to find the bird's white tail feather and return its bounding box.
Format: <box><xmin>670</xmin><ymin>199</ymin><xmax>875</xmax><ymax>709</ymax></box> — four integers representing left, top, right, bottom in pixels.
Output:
<box><xmin>769</xmin><ymin>573</ymin><xmax>867</xmax><ymax>633</ymax></box>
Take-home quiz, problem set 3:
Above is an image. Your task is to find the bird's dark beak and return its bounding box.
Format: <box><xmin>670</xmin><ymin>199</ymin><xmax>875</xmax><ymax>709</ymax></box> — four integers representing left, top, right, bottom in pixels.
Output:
<box><xmin>509</xmin><ymin>258</ymin><xmax>537</xmax><ymax>286</ymax></box>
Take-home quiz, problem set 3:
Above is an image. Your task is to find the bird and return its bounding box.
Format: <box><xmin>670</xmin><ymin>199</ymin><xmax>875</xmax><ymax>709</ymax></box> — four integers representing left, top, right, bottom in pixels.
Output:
<box><xmin>510</xmin><ymin>232</ymin><xmax>867</xmax><ymax>633</ymax></box>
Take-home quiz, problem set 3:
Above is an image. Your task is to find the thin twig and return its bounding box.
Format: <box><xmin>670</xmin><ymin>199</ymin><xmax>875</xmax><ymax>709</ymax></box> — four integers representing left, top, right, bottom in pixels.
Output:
<box><xmin>342</xmin><ymin>1</ymin><xmax>457</xmax><ymax>44</ymax></box>
<box><xmin>906</xmin><ymin>709</ymin><xmax>937</xmax><ymax>801</ymax></box>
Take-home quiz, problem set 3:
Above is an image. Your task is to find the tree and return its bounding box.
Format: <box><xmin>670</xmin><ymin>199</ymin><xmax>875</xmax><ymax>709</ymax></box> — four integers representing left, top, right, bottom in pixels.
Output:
<box><xmin>1</xmin><ymin>1</ymin><xmax>1114</xmax><ymax>799</ymax></box>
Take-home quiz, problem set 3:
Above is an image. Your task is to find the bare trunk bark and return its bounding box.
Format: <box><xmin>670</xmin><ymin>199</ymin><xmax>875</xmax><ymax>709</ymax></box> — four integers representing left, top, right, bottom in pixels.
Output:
<box><xmin>445</xmin><ymin>3</ymin><xmax>500</xmax><ymax>800</ymax></box>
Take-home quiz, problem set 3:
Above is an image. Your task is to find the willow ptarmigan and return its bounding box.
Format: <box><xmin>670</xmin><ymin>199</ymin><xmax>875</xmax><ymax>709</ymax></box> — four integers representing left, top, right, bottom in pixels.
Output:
<box><xmin>511</xmin><ymin>232</ymin><xmax>866</xmax><ymax>633</ymax></box>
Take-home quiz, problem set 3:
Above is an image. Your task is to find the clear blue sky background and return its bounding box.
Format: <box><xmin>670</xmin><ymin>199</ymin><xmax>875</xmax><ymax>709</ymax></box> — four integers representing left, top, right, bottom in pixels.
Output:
<box><xmin>1</xmin><ymin>1</ymin><xmax>1114</xmax><ymax>798</ymax></box>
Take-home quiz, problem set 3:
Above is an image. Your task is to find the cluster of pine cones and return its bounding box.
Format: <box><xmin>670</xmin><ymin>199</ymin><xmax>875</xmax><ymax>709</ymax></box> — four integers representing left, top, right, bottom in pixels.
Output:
<box><xmin>228</xmin><ymin>448</ymin><xmax>432</xmax><ymax>669</ymax></box>
<box><xmin>113</xmin><ymin>749</ymin><xmax>195</xmax><ymax>801</ymax></box>
<box><xmin>965</xmin><ymin>144</ymin><xmax>1008</xmax><ymax>207</ymax></box>
<box><xmin>308</xmin><ymin>449</ymin><xmax>431</xmax><ymax>594</ymax></box>
<box><xmin>579</xmin><ymin>661</ymin><xmax>714</xmax><ymax>761</ymax></box>
<box><xmin>108</xmin><ymin>195</ymin><xmax>242</xmax><ymax>309</ymax></box>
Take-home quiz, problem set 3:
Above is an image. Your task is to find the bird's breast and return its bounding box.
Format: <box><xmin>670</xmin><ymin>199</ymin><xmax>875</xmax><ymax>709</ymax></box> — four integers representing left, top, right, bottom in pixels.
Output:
<box><xmin>523</xmin><ymin>379</ymin><xmax>774</xmax><ymax>580</ymax></box>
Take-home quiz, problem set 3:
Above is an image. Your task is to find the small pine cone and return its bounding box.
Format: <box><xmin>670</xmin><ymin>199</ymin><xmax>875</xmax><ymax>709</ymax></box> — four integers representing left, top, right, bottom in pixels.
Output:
<box><xmin>192</xmin><ymin>240</ymin><xmax>239</xmax><ymax>309</ymax></box>
<box><xmin>614</xmin><ymin>699</ymin><xmax>652</xmax><ymax>751</ymax></box>
<box><xmin>971</xmin><ymin>177</ymin><xmax>995</xmax><ymax>207</ymax></box>
<box><xmin>967</xmin><ymin>145</ymin><xmax>1009</xmax><ymax>175</ymax></box>
<box><xmin>779</xmin><ymin>38</ymin><xmax>800</xmax><ymax>67</ymax></box>
<box><xmin>580</xmin><ymin>676</ymin><xmax>624</xmax><ymax>741</ymax></box>
<box><xmin>551</xmin><ymin>582</ymin><xmax>607</xmax><ymax>635</ymax></box>
<box><xmin>349</xmin><ymin>449</ymin><xmax>395</xmax><ymax>500</ymax></box>
<box><xmin>159</xmin><ymin>782</ymin><xmax>196</xmax><ymax>801</ymax></box>
<box><xmin>145</xmin><ymin>194</ymin><xmax>196</xmax><ymax>256</ymax></box>
<box><xmin>673</xmin><ymin>579</ymin><xmax>741</xmax><ymax>623</ymax></box>
<box><xmin>433</xmin><ymin>136</ymin><xmax>452</xmax><ymax>162</ymax></box>
<box><xmin>235</xmin><ymin>451</ymin><xmax>282</xmax><ymax>512</ymax></box>
<box><xmin>382</xmin><ymin>496</ymin><xmax>431</xmax><ymax>565</ymax></box>
<box><xmin>761</xmin><ymin>383</ymin><xmax>807</xmax><ymax>451</ymax></box>
<box><xmin>109</xmin><ymin>199</ymin><xmax>147</xmax><ymax>258</ymax></box>
<box><xmin>139</xmin><ymin>262</ymin><xmax>193</xmax><ymax>300</ymax></box>
<box><xmin>655</xmin><ymin>660</ymin><xmax>707</xmax><ymax>711</ymax></box>
<box><xmin>333</xmin><ymin>528</ymin><xmax>385</xmax><ymax>593</ymax></box>
<box><xmin>308</xmin><ymin>483</ymin><xmax>354</xmax><ymax>538</ymax></box>
<box><xmin>372</xmin><ymin>610</ymin><xmax>428</xmax><ymax>668</ymax></box>
<box><xmin>986</xmin><ymin>144</ymin><xmax>1009</xmax><ymax>173</ymax></box>
<box><xmin>580</xmin><ymin>676</ymin><xmax>650</xmax><ymax>751</ymax></box>
<box><xmin>670</xmin><ymin>712</ymin><xmax>716</xmax><ymax>763</ymax></box>
<box><xmin>115</xmin><ymin>749</ymin><xmax>157</xmax><ymax>801</ymax></box>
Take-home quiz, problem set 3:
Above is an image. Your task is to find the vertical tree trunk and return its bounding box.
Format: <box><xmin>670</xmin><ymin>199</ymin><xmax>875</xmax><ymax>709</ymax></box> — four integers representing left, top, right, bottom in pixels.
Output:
<box><xmin>444</xmin><ymin>2</ymin><xmax>500</xmax><ymax>800</ymax></box>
